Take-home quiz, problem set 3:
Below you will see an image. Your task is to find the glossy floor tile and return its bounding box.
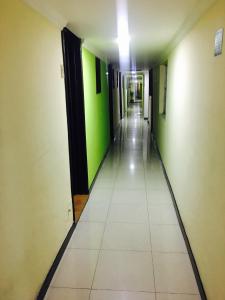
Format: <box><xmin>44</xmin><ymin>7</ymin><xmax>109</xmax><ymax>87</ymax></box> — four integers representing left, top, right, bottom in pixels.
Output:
<box><xmin>150</xmin><ymin>224</ymin><xmax>187</xmax><ymax>253</ymax></box>
<box><xmin>108</xmin><ymin>203</ymin><xmax>149</xmax><ymax>223</ymax></box>
<box><xmin>102</xmin><ymin>222</ymin><xmax>151</xmax><ymax>251</ymax></box>
<box><xmin>45</xmin><ymin>104</ymin><xmax>199</xmax><ymax>300</ymax></box>
<box><xmin>115</xmin><ymin>170</ymin><xmax>146</xmax><ymax>189</ymax></box>
<box><xmin>80</xmin><ymin>202</ymin><xmax>109</xmax><ymax>222</ymax></box>
<box><xmin>51</xmin><ymin>249</ymin><xmax>98</xmax><ymax>288</ymax></box>
<box><xmin>112</xmin><ymin>189</ymin><xmax>146</xmax><ymax>205</ymax></box>
<box><xmin>69</xmin><ymin>221</ymin><xmax>105</xmax><ymax>249</ymax></box>
<box><xmin>149</xmin><ymin>203</ymin><xmax>178</xmax><ymax>225</ymax></box>
<box><xmin>156</xmin><ymin>294</ymin><xmax>201</xmax><ymax>300</ymax></box>
<box><xmin>88</xmin><ymin>188</ymin><xmax>112</xmax><ymax>205</ymax></box>
<box><xmin>153</xmin><ymin>253</ymin><xmax>199</xmax><ymax>294</ymax></box>
<box><xmin>147</xmin><ymin>189</ymin><xmax>172</xmax><ymax>205</ymax></box>
<box><xmin>45</xmin><ymin>288</ymin><xmax>90</xmax><ymax>300</ymax></box>
<box><xmin>93</xmin><ymin>250</ymin><xmax>155</xmax><ymax>292</ymax></box>
<box><xmin>90</xmin><ymin>290</ymin><xmax>156</xmax><ymax>300</ymax></box>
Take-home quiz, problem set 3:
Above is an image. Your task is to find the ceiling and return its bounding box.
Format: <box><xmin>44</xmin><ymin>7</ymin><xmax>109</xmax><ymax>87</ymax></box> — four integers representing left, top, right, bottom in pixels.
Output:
<box><xmin>24</xmin><ymin>0</ymin><xmax>215</xmax><ymax>69</ymax></box>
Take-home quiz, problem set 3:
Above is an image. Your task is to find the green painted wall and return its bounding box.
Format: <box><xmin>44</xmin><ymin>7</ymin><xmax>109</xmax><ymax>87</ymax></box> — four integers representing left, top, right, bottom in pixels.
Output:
<box><xmin>82</xmin><ymin>48</ymin><xmax>110</xmax><ymax>187</ymax></box>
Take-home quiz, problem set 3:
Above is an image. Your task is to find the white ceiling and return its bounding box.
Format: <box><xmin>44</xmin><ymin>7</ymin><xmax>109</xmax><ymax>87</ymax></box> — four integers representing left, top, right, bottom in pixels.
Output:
<box><xmin>24</xmin><ymin>0</ymin><xmax>215</xmax><ymax>68</ymax></box>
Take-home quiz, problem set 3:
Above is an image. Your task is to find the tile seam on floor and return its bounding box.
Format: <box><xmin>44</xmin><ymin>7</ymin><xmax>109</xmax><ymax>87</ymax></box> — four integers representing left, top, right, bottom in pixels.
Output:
<box><xmin>49</xmin><ymin>109</ymin><xmax>200</xmax><ymax>299</ymax></box>
<box><xmin>88</xmin><ymin>143</ymin><xmax>120</xmax><ymax>300</ymax></box>
<box><xmin>49</xmin><ymin>286</ymin><xmax>199</xmax><ymax>296</ymax></box>
<box><xmin>91</xmin><ymin>289</ymin><xmax>199</xmax><ymax>296</ymax></box>
<box><xmin>143</xmin><ymin>135</ymin><xmax>157</xmax><ymax>297</ymax></box>
<box><xmin>67</xmin><ymin>247</ymin><xmax>188</xmax><ymax>254</ymax></box>
<box><xmin>148</xmin><ymin>146</ymin><xmax>200</xmax><ymax>297</ymax></box>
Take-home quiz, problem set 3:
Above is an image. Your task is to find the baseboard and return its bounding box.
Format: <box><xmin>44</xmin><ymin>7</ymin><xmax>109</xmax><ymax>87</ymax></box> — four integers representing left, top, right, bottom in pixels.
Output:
<box><xmin>152</xmin><ymin>135</ymin><xmax>207</xmax><ymax>300</ymax></box>
<box><xmin>37</xmin><ymin>144</ymin><xmax>112</xmax><ymax>299</ymax></box>
<box><xmin>144</xmin><ymin>117</ymin><xmax>148</xmax><ymax>120</ymax></box>
<box><xmin>88</xmin><ymin>143</ymin><xmax>111</xmax><ymax>193</ymax></box>
<box><xmin>36</xmin><ymin>223</ymin><xmax>76</xmax><ymax>300</ymax></box>
<box><xmin>72</xmin><ymin>144</ymin><xmax>110</xmax><ymax>222</ymax></box>
<box><xmin>88</xmin><ymin>119</ymin><xmax>124</xmax><ymax>193</ymax></box>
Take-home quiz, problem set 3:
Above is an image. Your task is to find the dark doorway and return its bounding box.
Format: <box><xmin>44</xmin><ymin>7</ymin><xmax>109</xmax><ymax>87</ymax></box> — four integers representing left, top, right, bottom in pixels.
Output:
<box><xmin>61</xmin><ymin>28</ymin><xmax>89</xmax><ymax>222</ymax></box>
<box><xmin>149</xmin><ymin>69</ymin><xmax>154</xmax><ymax>132</ymax></box>
<box><xmin>108</xmin><ymin>64</ymin><xmax>114</xmax><ymax>141</ymax></box>
<box><xmin>119</xmin><ymin>72</ymin><xmax>123</xmax><ymax>119</ymax></box>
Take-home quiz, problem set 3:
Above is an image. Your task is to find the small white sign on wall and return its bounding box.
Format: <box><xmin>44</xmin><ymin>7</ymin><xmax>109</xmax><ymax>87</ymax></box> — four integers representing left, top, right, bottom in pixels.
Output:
<box><xmin>214</xmin><ymin>28</ymin><xmax>224</xmax><ymax>56</ymax></box>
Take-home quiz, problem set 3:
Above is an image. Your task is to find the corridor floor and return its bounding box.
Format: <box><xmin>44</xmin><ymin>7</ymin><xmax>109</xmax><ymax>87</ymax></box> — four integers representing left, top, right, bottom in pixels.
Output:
<box><xmin>45</xmin><ymin>104</ymin><xmax>200</xmax><ymax>300</ymax></box>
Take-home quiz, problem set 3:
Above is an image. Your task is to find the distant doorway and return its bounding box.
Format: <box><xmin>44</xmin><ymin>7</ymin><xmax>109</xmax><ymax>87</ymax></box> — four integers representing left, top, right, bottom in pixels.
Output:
<box><xmin>149</xmin><ymin>69</ymin><xmax>154</xmax><ymax>132</ymax></box>
<box><xmin>125</xmin><ymin>74</ymin><xmax>144</xmax><ymax>111</ymax></box>
<box><xmin>61</xmin><ymin>28</ymin><xmax>89</xmax><ymax>222</ymax></box>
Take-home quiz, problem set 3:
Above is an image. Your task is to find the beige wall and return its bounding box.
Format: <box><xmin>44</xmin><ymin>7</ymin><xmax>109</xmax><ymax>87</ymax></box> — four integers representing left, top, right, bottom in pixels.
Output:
<box><xmin>0</xmin><ymin>1</ymin><xmax>73</xmax><ymax>299</ymax></box>
<box><xmin>153</xmin><ymin>1</ymin><xmax>225</xmax><ymax>299</ymax></box>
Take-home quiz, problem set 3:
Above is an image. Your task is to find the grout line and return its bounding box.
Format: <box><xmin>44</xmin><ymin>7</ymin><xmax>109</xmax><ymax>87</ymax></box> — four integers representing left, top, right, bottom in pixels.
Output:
<box><xmin>67</xmin><ymin>247</ymin><xmax>188</xmax><ymax>254</ymax></box>
<box><xmin>78</xmin><ymin>220</ymin><xmax>148</xmax><ymax>225</ymax></box>
<box><xmin>68</xmin><ymin>248</ymin><xmax>152</xmax><ymax>252</ymax></box>
<box><xmin>48</xmin><ymin>286</ymin><xmax>199</xmax><ymax>296</ymax></box>
<box><xmin>143</xmin><ymin>123</ymin><xmax>157</xmax><ymax>298</ymax></box>
<box><xmin>88</xmin><ymin>133</ymin><xmax>120</xmax><ymax>300</ymax></box>
<box><xmin>50</xmin><ymin>107</ymin><xmax>201</xmax><ymax>299</ymax></box>
<box><xmin>89</xmin><ymin>108</ymin><xmax>151</xmax><ymax>296</ymax></box>
<box><xmin>152</xmin><ymin>136</ymin><xmax>206</xmax><ymax>300</ymax></box>
<box><xmin>91</xmin><ymin>288</ymin><xmax>199</xmax><ymax>296</ymax></box>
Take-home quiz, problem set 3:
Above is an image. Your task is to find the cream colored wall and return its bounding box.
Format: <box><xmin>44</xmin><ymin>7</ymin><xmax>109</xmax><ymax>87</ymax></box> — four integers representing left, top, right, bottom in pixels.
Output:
<box><xmin>0</xmin><ymin>1</ymin><xmax>73</xmax><ymax>299</ymax></box>
<box><xmin>153</xmin><ymin>1</ymin><xmax>225</xmax><ymax>299</ymax></box>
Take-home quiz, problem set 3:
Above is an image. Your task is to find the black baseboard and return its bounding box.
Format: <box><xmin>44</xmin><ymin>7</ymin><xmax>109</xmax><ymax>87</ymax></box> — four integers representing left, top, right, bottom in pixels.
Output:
<box><xmin>74</xmin><ymin>143</ymin><xmax>112</xmax><ymax>224</ymax></box>
<box><xmin>88</xmin><ymin>143</ymin><xmax>111</xmax><ymax>193</ymax></box>
<box><xmin>36</xmin><ymin>223</ymin><xmax>76</xmax><ymax>300</ymax></box>
<box><xmin>88</xmin><ymin>119</ymin><xmax>123</xmax><ymax>194</ymax></box>
<box><xmin>37</xmin><ymin>143</ymin><xmax>112</xmax><ymax>299</ymax></box>
<box><xmin>152</xmin><ymin>135</ymin><xmax>207</xmax><ymax>300</ymax></box>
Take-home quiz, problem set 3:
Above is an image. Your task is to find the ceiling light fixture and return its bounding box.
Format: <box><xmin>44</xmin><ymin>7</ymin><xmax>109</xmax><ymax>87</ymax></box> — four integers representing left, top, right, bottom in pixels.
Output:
<box><xmin>116</xmin><ymin>0</ymin><xmax>130</xmax><ymax>70</ymax></box>
<box><xmin>129</xmin><ymin>163</ymin><xmax>135</xmax><ymax>171</ymax></box>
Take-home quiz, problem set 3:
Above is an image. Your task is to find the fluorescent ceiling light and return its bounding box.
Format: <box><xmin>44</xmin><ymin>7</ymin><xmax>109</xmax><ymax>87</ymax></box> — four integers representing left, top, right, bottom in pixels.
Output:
<box><xmin>129</xmin><ymin>163</ymin><xmax>135</xmax><ymax>171</ymax></box>
<box><xmin>116</xmin><ymin>0</ymin><xmax>130</xmax><ymax>69</ymax></box>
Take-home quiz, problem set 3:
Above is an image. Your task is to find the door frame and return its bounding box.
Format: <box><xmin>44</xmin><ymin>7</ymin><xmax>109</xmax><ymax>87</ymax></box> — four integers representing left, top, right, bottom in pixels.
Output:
<box><xmin>108</xmin><ymin>64</ymin><xmax>114</xmax><ymax>140</ymax></box>
<box><xmin>149</xmin><ymin>69</ymin><xmax>154</xmax><ymax>132</ymax></box>
<box><xmin>61</xmin><ymin>28</ymin><xmax>89</xmax><ymax>221</ymax></box>
<box><xmin>119</xmin><ymin>72</ymin><xmax>123</xmax><ymax>119</ymax></box>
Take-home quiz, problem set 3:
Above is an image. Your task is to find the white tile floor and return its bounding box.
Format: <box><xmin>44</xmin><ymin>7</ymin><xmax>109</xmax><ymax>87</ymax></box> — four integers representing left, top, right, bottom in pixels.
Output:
<box><xmin>45</xmin><ymin>104</ymin><xmax>200</xmax><ymax>300</ymax></box>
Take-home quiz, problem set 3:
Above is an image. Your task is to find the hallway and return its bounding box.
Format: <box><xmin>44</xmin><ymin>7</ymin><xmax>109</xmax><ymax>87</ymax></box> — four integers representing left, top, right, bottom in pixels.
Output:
<box><xmin>1</xmin><ymin>1</ymin><xmax>225</xmax><ymax>299</ymax></box>
<box><xmin>45</xmin><ymin>104</ymin><xmax>200</xmax><ymax>300</ymax></box>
